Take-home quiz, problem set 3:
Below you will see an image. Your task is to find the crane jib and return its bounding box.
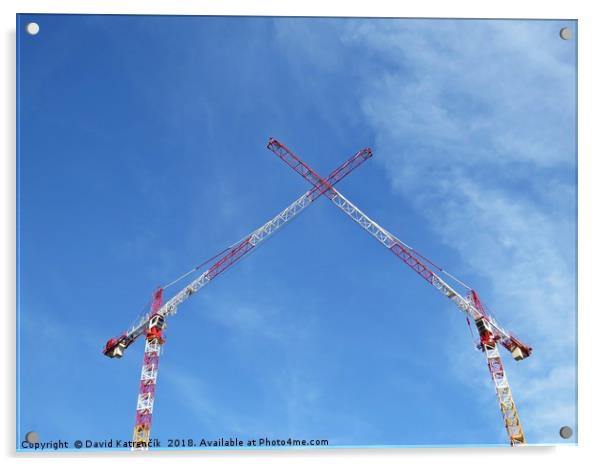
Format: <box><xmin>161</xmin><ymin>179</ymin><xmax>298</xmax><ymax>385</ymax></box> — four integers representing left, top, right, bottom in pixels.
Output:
<box><xmin>102</xmin><ymin>143</ymin><xmax>373</xmax><ymax>358</ymax></box>
<box><xmin>266</xmin><ymin>138</ymin><xmax>532</xmax><ymax>361</ymax></box>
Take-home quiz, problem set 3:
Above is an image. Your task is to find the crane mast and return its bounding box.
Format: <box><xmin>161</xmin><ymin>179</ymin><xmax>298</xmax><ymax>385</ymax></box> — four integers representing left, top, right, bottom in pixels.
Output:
<box><xmin>267</xmin><ymin>138</ymin><xmax>531</xmax><ymax>446</ymax></box>
<box><xmin>133</xmin><ymin>288</ymin><xmax>165</xmax><ymax>445</ymax></box>
<box><xmin>104</xmin><ymin>144</ymin><xmax>372</xmax><ymax>447</ymax></box>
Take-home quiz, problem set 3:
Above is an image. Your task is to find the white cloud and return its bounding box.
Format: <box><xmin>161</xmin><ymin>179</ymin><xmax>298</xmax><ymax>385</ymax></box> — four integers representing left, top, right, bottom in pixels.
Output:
<box><xmin>340</xmin><ymin>20</ymin><xmax>577</xmax><ymax>444</ymax></box>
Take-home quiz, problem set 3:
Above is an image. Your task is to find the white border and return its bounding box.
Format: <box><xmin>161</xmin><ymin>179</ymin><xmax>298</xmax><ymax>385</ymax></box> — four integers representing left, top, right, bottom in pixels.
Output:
<box><xmin>3</xmin><ymin>1</ymin><xmax>600</xmax><ymax>465</ymax></box>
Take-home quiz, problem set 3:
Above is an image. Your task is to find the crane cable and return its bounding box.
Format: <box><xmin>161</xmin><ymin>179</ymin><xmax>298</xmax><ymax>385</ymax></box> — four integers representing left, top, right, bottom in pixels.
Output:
<box><xmin>126</xmin><ymin>297</ymin><xmax>153</xmax><ymax>335</ymax></box>
<box><xmin>466</xmin><ymin>316</ymin><xmax>481</xmax><ymax>350</ymax></box>
<box><xmin>124</xmin><ymin>242</ymin><xmax>239</xmax><ymax>330</ymax></box>
<box><xmin>162</xmin><ymin>244</ymin><xmax>235</xmax><ymax>290</ymax></box>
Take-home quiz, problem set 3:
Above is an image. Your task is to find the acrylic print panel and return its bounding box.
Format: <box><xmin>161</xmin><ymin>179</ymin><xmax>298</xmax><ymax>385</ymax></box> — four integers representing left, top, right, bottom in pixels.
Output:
<box><xmin>16</xmin><ymin>14</ymin><xmax>577</xmax><ymax>451</ymax></box>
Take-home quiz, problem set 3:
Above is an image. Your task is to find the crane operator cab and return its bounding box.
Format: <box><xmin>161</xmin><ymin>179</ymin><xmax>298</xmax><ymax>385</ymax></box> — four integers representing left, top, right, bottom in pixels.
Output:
<box><xmin>474</xmin><ymin>317</ymin><xmax>494</xmax><ymax>349</ymax></box>
<box><xmin>146</xmin><ymin>314</ymin><xmax>166</xmax><ymax>344</ymax></box>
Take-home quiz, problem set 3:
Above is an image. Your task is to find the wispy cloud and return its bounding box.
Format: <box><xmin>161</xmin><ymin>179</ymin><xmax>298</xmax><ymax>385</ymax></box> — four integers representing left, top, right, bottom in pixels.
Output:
<box><xmin>198</xmin><ymin>294</ymin><xmax>315</xmax><ymax>347</ymax></box>
<box><xmin>339</xmin><ymin>20</ymin><xmax>577</xmax><ymax>443</ymax></box>
<box><xmin>162</xmin><ymin>368</ymin><xmax>251</xmax><ymax>435</ymax></box>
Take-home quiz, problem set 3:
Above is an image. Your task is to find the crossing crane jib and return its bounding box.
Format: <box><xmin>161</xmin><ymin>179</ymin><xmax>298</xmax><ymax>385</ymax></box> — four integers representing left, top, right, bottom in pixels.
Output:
<box><xmin>266</xmin><ymin>137</ymin><xmax>531</xmax><ymax>446</ymax></box>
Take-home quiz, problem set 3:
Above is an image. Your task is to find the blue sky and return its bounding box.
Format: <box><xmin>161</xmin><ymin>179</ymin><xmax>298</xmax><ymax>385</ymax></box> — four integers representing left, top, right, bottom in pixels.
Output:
<box><xmin>17</xmin><ymin>15</ymin><xmax>576</xmax><ymax>449</ymax></box>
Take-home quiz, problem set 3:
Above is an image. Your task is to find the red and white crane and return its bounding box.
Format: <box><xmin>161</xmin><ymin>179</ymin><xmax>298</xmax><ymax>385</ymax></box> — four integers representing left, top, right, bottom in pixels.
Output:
<box><xmin>103</xmin><ymin>144</ymin><xmax>373</xmax><ymax>448</ymax></box>
<box><xmin>267</xmin><ymin>138</ymin><xmax>532</xmax><ymax>446</ymax></box>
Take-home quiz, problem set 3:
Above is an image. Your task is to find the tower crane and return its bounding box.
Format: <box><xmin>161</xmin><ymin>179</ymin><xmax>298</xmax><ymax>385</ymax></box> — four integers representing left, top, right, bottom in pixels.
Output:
<box><xmin>103</xmin><ymin>144</ymin><xmax>372</xmax><ymax>448</ymax></box>
<box><xmin>267</xmin><ymin>138</ymin><xmax>532</xmax><ymax>446</ymax></box>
